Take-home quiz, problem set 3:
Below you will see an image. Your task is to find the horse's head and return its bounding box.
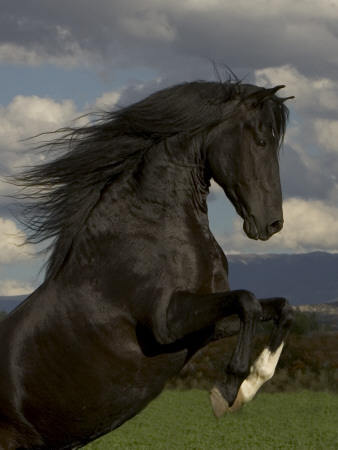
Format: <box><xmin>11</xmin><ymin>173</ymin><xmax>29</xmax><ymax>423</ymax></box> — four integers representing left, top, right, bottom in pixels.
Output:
<box><xmin>207</xmin><ymin>84</ymin><xmax>292</xmax><ymax>241</ymax></box>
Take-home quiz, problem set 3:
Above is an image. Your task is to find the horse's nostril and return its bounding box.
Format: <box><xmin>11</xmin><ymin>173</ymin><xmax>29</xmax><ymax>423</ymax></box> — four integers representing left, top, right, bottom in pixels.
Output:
<box><xmin>269</xmin><ymin>220</ymin><xmax>283</xmax><ymax>234</ymax></box>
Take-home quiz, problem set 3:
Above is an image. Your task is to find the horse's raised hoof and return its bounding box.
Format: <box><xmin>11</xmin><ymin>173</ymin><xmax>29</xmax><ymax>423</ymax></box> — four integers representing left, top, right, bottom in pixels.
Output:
<box><xmin>210</xmin><ymin>385</ymin><xmax>245</xmax><ymax>417</ymax></box>
<box><xmin>209</xmin><ymin>386</ymin><xmax>230</xmax><ymax>418</ymax></box>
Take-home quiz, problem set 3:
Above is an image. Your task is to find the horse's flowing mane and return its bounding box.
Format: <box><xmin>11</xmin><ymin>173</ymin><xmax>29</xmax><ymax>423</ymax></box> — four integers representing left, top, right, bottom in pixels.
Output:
<box><xmin>10</xmin><ymin>78</ymin><xmax>289</xmax><ymax>279</ymax></box>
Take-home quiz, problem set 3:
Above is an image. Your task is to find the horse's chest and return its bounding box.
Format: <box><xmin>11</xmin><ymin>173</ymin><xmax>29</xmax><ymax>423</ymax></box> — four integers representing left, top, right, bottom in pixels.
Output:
<box><xmin>165</xmin><ymin>230</ymin><xmax>229</xmax><ymax>293</ymax></box>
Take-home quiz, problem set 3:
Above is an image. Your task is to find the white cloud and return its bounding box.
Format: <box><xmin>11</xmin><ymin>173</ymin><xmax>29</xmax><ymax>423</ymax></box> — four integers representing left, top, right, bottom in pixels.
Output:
<box><xmin>0</xmin><ymin>95</ymin><xmax>85</xmax><ymax>175</ymax></box>
<box><xmin>0</xmin><ymin>95</ymin><xmax>78</xmax><ymax>147</ymax></box>
<box><xmin>0</xmin><ymin>218</ymin><xmax>34</xmax><ymax>264</ymax></box>
<box><xmin>314</xmin><ymin>119</ymin><xmax>338</xmax><ymax>154</ymax></box>
<box><xmin>0</xmin><ymin>280</ymin><xmax>33</xmax><ymax>296</ymax></box>
<box><xmin>277</xmin><ymin>198</ymin><xmax>338</xmax><ymax>251</ymax></box>
<box><xmin>95</xmin><ymin>90</ymin><xmax>122</xmax><ymax>110</ymax></box>
<box><xmin>218</xmin><ymin>197</ymin><xmax>338</xmax><ymax>253</ymax></box>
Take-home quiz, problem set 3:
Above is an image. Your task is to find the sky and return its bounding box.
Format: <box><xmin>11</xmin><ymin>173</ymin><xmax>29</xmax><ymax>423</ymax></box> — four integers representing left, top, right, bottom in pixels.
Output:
<box><xmin>1</xmin><ymin>0</ymin><xmax>338</xmax><ymax>296</ymax></box>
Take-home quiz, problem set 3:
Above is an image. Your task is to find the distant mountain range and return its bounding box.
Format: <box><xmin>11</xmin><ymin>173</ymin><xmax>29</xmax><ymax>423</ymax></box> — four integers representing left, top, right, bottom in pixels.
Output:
<box><xmin>0</xmin><ymin>295</ymin><xmax>27</xmax><ymax>313</ymax></box>
<box><xmin>1</xmin><ymin>252</ymin><xmax>338</xmax><ymax>313</ymax></box>
<box><xmin>227</xmin><ymin>251</ymin><xmax>338</xmax><ymax>306</ymax></box>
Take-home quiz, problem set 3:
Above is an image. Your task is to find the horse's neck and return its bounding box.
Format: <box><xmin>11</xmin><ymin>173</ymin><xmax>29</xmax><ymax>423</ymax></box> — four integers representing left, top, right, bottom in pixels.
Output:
<box><xmin>131</xmin><ymin>138</ymin><xmax>210</xmax><ymax>213</ymax></box>
<box><xmin>56</xmin><ymin>140</ymin><xmax>210</xmax><ymax>281</ymax></box>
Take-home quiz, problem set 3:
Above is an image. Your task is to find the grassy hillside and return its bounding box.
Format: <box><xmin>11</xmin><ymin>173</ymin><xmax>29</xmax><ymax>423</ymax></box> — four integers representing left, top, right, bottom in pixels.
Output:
<box><xmin>85</xmin><ymin>390</ymin><xmax>338</xmax><ymax>449</ymax></box>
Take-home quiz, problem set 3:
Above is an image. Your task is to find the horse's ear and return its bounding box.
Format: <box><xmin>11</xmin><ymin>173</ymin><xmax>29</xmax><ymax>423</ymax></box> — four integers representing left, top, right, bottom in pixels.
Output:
<box><xmin>244</xmin><ymin>85</ymin><xmax>286</xmax><ymax>109</ymax></box>
<box><xmin>280</xmin><ymin>95</ymin><xmax>295</xmax><ymax>103</ymax></box>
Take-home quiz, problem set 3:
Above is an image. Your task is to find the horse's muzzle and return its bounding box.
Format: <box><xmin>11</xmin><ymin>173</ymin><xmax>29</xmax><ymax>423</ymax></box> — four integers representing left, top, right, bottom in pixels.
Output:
<box><xmin>244</xmin><ymin>217</ymin><xmax>283</xmax><ymax>241</ymax></box>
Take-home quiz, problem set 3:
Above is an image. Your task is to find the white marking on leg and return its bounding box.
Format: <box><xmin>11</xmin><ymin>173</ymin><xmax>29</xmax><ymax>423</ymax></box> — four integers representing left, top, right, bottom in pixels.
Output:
<box><xmin>210</xmin><ymin>343</ymin><xmax>285</xmax><ymax>416</ymax></box>
<box><xmin>231</xmin><ymin>342</ymin><xmax>284</xmax><ymax>409</ymax></box>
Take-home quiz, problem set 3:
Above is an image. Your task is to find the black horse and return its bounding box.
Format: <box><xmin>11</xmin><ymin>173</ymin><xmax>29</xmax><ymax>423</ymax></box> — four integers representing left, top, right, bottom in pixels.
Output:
<box><xmin>1</xmin><ymin>79</ymin><xmax>294</xmax><ymax>449</ymax></box>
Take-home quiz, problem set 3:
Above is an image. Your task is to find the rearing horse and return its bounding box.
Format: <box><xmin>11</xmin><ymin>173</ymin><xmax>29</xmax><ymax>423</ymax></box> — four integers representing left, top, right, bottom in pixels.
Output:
<box><xmin>0</xmin><ymin>80</ymin><xmax>294</xmax><ymax>449</ymax></box>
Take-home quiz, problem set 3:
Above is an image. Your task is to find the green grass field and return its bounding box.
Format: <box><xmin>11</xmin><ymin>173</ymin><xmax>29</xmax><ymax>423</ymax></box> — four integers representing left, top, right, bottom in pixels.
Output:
<box><xmin>84</xmin><ymin>390</ymin><xmax>338</xmax><ymax>449</ymax></box>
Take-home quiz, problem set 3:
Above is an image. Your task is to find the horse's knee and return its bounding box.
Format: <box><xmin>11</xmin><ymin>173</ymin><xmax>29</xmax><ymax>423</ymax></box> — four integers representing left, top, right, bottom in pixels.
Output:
<box><xmin>236</xmin><ymin>290</ymin><xmax>262</xmax><ymax>321</ymax></box>
<box><xmin>271</xmin><ymin>297</ymin><xmax>294</xmax><ymax>324</ymax></box>
<box><xmin>262</xmin><ymin>297</ymin><xmax>294</xmax><ymax>330</ymax></box>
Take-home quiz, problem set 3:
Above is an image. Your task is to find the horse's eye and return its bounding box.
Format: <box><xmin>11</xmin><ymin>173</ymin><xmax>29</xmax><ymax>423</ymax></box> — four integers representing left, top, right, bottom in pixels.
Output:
<box><xmin>256</xmin><ymin>139</ymin><xmax>267</xmax><ymax>148</ymax></box>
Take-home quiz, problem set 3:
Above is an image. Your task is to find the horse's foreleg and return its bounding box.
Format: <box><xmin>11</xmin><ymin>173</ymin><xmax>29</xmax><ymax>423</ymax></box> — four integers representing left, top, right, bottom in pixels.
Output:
<box><xmin>211</xmin><ymin>297</ymin><xmax>294</xmax><ymax>416</ymax></box>
<box><xmin>156</xmin><ymin>289</ymin><xmax>262</xmax><ymax>409</ymax></box>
